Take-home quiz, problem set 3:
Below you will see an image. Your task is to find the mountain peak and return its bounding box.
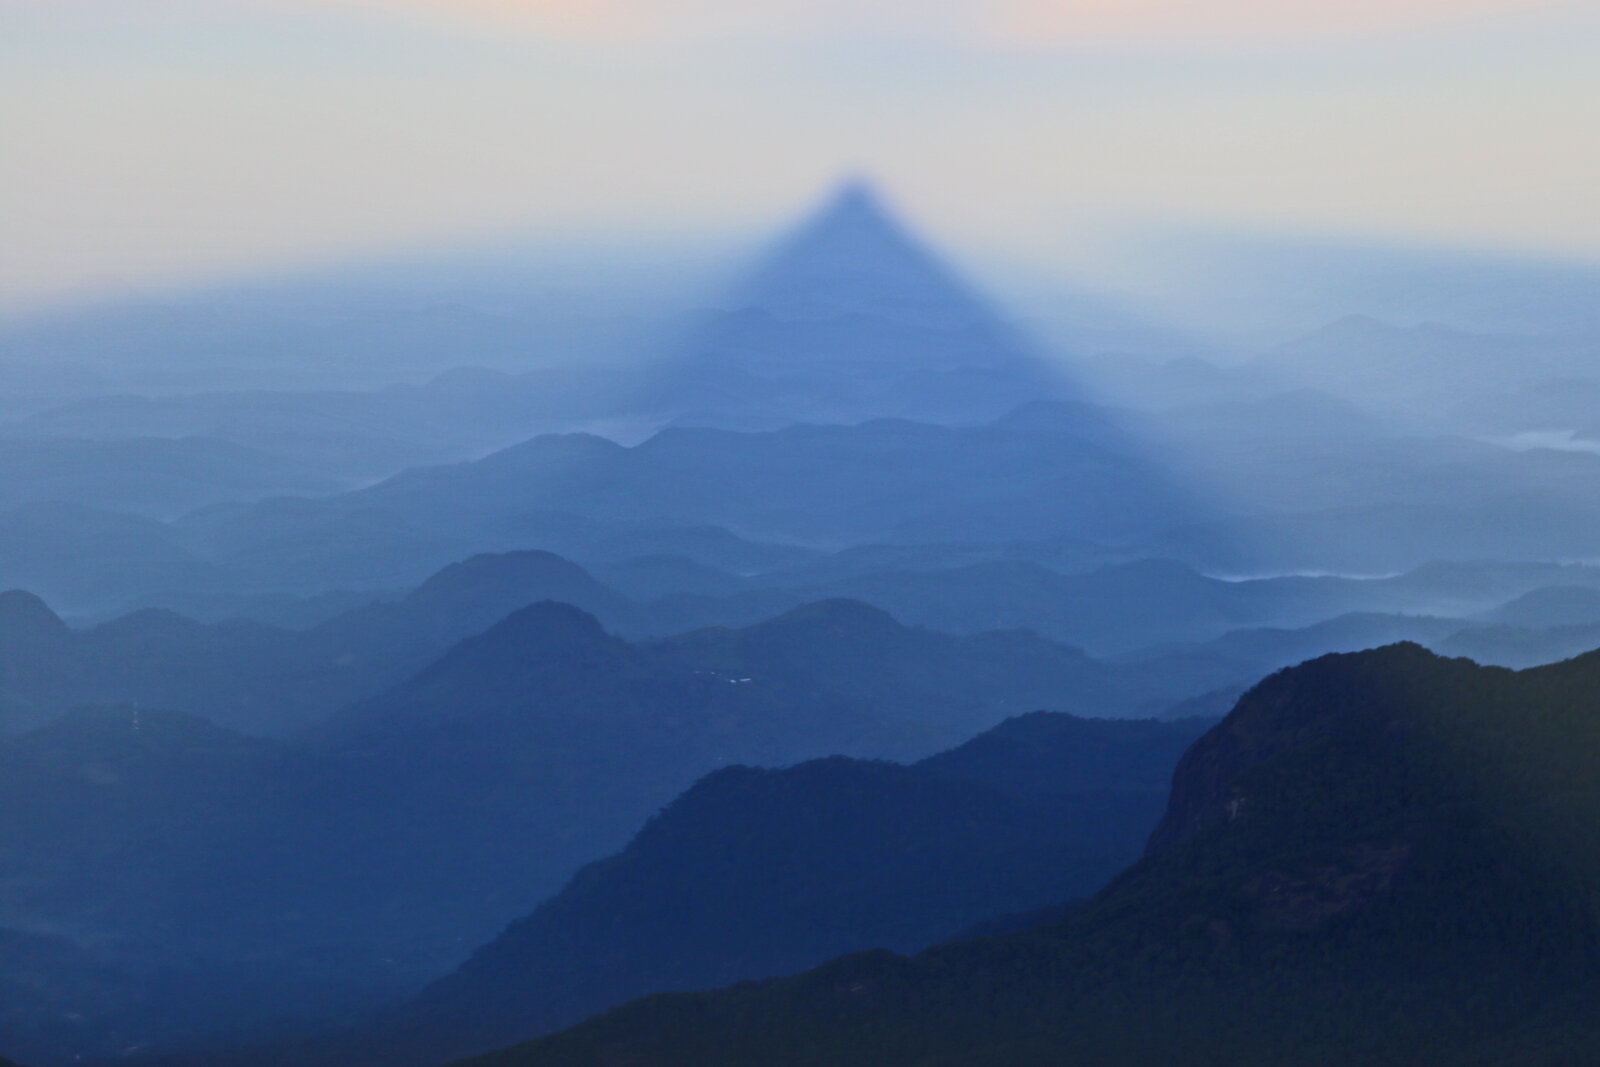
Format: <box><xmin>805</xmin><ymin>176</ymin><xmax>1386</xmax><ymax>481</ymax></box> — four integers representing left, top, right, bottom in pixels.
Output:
<box><xmin>754</xmin><ymin>597</ymin><xmax>907</xmax><ymax>638</ymax></box>
<box><xmin>413</xmin><ymin>600</ymin><xmax>625</xmax><ymax>686</ymax></box>
<box><xmin>407</xmin><ymin>551</ymin><xmax>615</xmax><ymax>612</ymax></box>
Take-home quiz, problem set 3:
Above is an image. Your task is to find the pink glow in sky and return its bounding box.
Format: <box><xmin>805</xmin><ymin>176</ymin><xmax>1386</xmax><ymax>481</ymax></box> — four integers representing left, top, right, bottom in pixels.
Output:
<box><xmin>348</xmin><ymin>0</ymin><xmax>1572</xmax><ymax>46</ymax></box>
<box><xmin>9</xmin><ymin>0</ymin><xmax>1573</xmax><ymax>46</ymax></box>
<box><xmin>2</xmin><ymin>0</ymin><xmax>1597</xmax><ymax>309</ymax></box>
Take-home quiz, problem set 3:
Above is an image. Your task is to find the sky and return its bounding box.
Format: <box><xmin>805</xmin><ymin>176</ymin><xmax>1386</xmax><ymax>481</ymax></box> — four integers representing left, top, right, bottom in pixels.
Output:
<box><xmin>2</xmin><ymin>0</ymin><xmax>1598</xmax><ymax>313</ymax></box>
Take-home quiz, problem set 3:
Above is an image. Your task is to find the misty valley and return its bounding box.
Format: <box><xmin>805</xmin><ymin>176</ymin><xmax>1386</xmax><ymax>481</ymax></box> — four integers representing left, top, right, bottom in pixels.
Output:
<box><xmin>3</xmin><ymin>184</ymin><xmax>1600</xmax><ymax>1066</ymax></box>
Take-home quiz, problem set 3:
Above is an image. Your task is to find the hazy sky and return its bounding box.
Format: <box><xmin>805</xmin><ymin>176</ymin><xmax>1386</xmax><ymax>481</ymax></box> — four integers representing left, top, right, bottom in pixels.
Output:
<box><xmin>3</xmin><ymin>0</ymin><xmax>1597</xmax><ymax>311</ymax></box>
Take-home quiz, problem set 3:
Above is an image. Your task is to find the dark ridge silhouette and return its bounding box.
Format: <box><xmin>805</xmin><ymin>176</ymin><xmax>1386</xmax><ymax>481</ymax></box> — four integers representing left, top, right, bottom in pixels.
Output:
<box><xmin>0</xmin><ymin>546</ymin><xmax>1255</xmax><ymax>738</ymax></box>
<box><xmin>20</xmin><ymin>541</ymin><xmax>1600</xmax><ymax>741</ymax></box>
<box><xmin>459</xmin><ymin>643</ymin><xmax>1600</xmax><ymax>1067</ymax></box>
<box><xmin>0</xmin><ymin>550</ymin><xmax>644</xmax><ymax>736</ymax></box>
<box><xmin>0</xmin><ymin>588</ymin><xmax>1226</xmax><ymax>1063</ymax></box>
<box><xmin>162</xmin><ymin>712</ymin><xmax>1209</xmax><ymax>1067</ymax></box>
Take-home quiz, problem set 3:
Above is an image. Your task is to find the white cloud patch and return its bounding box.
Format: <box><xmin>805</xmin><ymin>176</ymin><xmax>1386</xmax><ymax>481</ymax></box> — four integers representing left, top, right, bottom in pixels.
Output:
<box><xmin>1498</xmin><ymin>431</ymin><xmax>1600</xmax><ymax>457</ymax></box>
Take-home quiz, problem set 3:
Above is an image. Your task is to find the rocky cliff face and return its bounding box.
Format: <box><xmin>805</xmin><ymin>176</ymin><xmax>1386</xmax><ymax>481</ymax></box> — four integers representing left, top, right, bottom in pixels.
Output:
<box><xmin>1145</xmin><ymin>642</ymin><xmax>1442</xmax><ymax>854</ymax></box>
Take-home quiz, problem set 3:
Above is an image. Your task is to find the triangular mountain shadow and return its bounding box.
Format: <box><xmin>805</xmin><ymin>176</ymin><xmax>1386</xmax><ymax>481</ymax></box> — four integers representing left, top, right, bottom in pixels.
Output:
<box><xmin>631</xmin><ymin>180</ymin><xmax>1073</xmax><ymax>429</ymax></box>
<box><xmin>728</xmin><ymin>179</ymin><xmax>1002</xmax><ymax>330</ymax></box>
<box><xmin>622</xmin><ymin>179</ymin><xmax>1251</xmax><ymax>564</ymax></box>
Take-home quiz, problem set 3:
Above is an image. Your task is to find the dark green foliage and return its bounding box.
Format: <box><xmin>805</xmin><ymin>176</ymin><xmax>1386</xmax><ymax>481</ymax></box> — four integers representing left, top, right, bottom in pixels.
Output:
<box><xmin>460</xmin><ymin>643</ymin><xmax>1600</xmax><ymax>1067</ymax></box>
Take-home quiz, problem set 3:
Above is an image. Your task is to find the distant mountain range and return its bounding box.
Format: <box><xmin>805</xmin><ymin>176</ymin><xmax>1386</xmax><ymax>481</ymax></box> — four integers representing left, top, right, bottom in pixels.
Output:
<box><xmin>8</xmin><ymin>183</ymin><xmax>1600</xmax><ymax>1067</ymax></box>
<box><xmin>0</xmin><ymin>586</ymin><xmax>1220</xmax><ymax>1064</ymax></box>
<box><xmin>170</xmin><ymin>410</ymin><xmax>1210</xmax><ymax>595</ymax></box>
<box><xmin>0</xmin><ymin>181</ymin><xmax>1071</xmax><ymax>483</ymax></box>
<box><xmin>14</xmin><ymin>547</ymin><xmax>1600</xmax><ymax>742</ymax></box>
<box><xmin>1252</xmin><ymin>315</ymin><xmax>1600</xmax><ymax>428</ymax></box>
<box><xmin>4</xmin><ymin>187</ymin><xmax>1600</xmax><ymax>620</ymax></box>
<box><xmin>0</xmin><ymin>550</ymin><xmax>1249</xmax><ymax>737</ymax></box>
<box><xmin>0</xmin><ymin>436</ymin><xmax>344</xmax><ymax>520</ymax></box>
<box><xmin>15</xmin><ymin>386</ymin><xmax>1600</xmax><ymax>620</ymax></box>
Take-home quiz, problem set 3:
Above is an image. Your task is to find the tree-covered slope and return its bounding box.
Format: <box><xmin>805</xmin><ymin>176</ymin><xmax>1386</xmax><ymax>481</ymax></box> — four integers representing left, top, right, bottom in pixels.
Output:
<box><xmin>460</xmin><ymin>643</ymin><xmax>1600</xmax><ymax>1067</ymax></box>
<box><xmin>0</xmin><ymin>589</ymin><xmax>1217</xmax><ymax>1065</ymax></box>
<box><xmin>323</xmin><ymin>712</ymin><xmax>1208</xmax><ymax>1066</ymax></box>
<box><xmin>641</xmin><ymin>598</ymin><xmax>1164</xmax><ymax>754</ymax></box>
<box><xmin>0</xmin><ymin>550</ymin><xmax>638</xmax><ymax>736</ymax></box>
<box><xmin>307</xmin><ymin>598</ymin><xmax>1214</xmax><ymax>939</ymax></box>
